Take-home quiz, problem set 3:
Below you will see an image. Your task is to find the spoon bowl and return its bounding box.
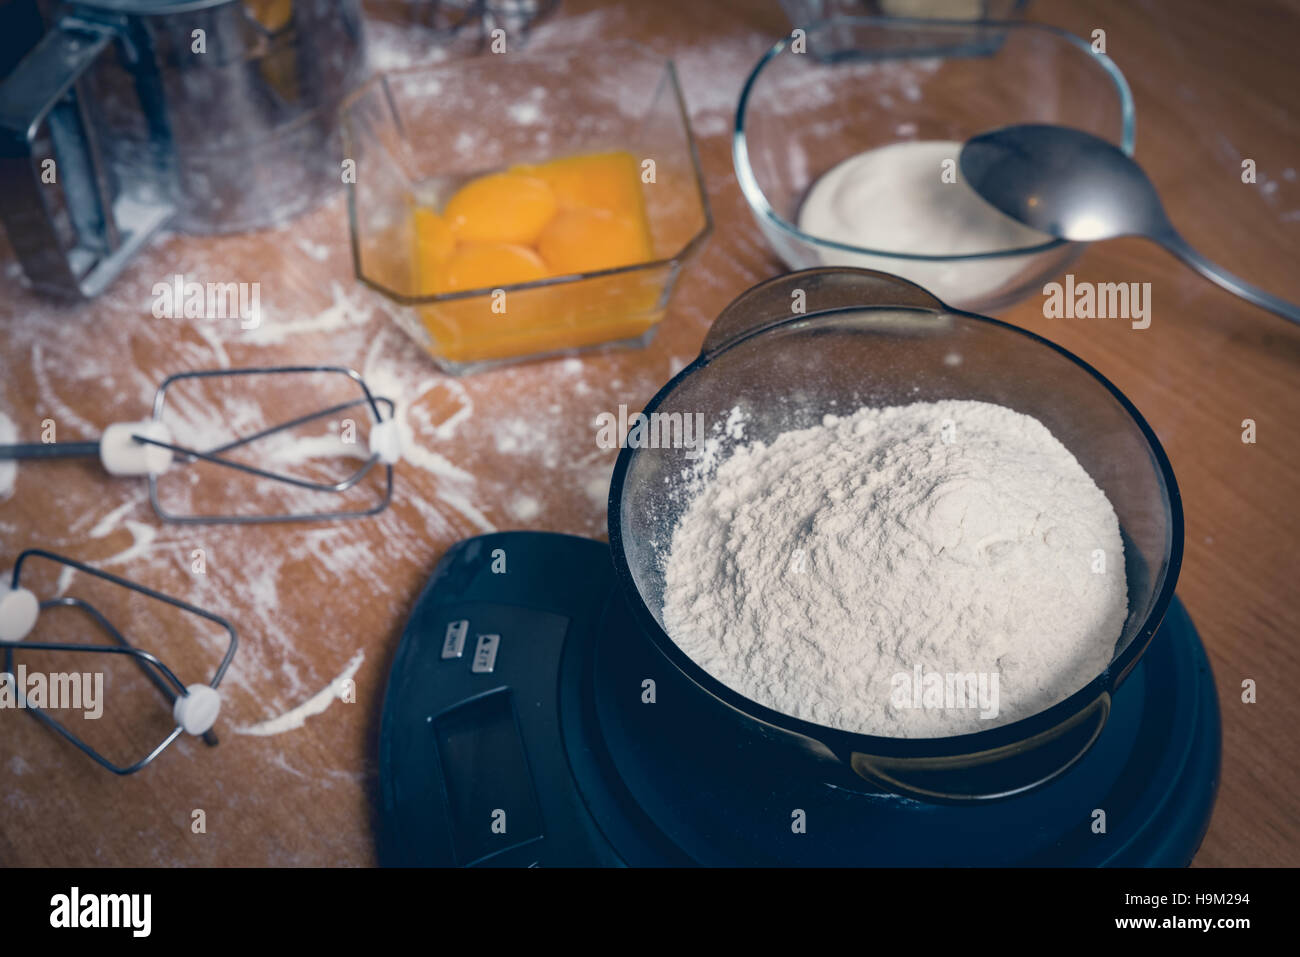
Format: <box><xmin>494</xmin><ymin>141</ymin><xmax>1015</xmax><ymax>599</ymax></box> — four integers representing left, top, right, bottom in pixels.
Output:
<box><xmin>962</xmin><ymin>124</ymin><xmax>1168</xmax><ymax>241</ymax></box>
<box><xmin>960</xmin><ymin>123</ymin><xmax>1300</xmax><ymax>324</ymax></box>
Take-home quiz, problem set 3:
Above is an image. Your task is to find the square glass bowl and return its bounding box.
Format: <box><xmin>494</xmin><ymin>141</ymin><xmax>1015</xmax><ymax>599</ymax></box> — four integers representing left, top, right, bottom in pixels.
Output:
<box><xmin>733</xmin><ymin>17</ymin><xmax>1135</xmax><ymax>313</ymax></box>
<box><xmin>341</xmin><ymin>47</ymin><xmax>711</xmax><ymax>374</ymax></box>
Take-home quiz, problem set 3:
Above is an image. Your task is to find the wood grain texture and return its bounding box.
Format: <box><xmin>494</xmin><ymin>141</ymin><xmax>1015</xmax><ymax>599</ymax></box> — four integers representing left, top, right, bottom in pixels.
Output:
<box><xmin>0</xmin><ymin>0</ymin><xmax>1295</xmax><ymax>866</ymax></box>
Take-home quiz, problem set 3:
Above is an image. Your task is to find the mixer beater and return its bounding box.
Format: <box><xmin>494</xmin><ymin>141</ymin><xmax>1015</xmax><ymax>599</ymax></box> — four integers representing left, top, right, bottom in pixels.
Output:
<box><xmin>0</xmin><ymin>365</ymin><xmax>402</xmax><ymax>524</ymax></box>
<box><xmin>0</xmin><ymin>549</ymin><xmax>238</xmax><ymax>775</ymax></box>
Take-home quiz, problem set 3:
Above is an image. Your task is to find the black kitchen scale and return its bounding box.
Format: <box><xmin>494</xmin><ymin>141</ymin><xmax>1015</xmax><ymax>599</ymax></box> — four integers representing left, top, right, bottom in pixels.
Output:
<box><xmin>379</xmin><ymin>269</ymin><xmax>1222</xmax><ymax>867</ymax></box>
<box><xmin>378</xmin><ymin>530</ymin><xmax>1221</xmax><ymax>867</ymax></box>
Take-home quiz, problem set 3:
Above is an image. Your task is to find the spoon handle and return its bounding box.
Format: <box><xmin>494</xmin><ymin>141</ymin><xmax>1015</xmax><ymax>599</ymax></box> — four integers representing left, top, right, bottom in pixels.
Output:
<box><xmin>1158</xmin><ymin>230</ymin><xmax>1300</xmax><ymax>325</ymax></box>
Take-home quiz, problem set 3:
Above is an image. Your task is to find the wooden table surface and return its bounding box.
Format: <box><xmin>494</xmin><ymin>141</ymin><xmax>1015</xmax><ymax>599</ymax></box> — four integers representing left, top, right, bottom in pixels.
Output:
<box><xmin>0</xmin><ymin>0</ymin><xmax>1296</xmax><ymax>867</ymax></box>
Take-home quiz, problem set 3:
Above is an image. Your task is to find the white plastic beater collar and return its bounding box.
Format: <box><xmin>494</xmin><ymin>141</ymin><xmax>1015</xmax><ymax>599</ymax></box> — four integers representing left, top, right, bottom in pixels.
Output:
<box><xmin>369</xmin><ymin>419</ymin><xmax>402</xmax><ymax>465</ymax></box>
<box><xmin>99</xmin><ymin>420</ymin><xmax>173</xmax><ymax>476</ymax></box>
<box><xmin>173</xmin><ymin>684</ymin><xmax>221</xmax><ymax>736</ymax></box>
<box><xmin>0</xmin><ymin>586</ymin><xmax>39</xmax><ymax>643</ymax></box>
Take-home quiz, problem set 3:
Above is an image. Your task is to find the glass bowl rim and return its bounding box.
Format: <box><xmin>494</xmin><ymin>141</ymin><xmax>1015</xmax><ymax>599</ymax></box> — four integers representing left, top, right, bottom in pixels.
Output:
<box><xmin>731</xmin><ymin>16</ymin><xmax>1138</xmax><ymax>264</ymax></box>
<box><xmin>607</xmin><ymin>302</ymin><xmax>1184</xmax><ymax>757</ymax></box>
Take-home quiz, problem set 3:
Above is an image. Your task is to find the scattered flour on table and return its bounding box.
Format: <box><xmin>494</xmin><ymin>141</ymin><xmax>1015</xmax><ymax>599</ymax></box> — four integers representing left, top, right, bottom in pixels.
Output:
<box><xmin>517</xmin><ymin>6</ymin><xmax>940</xmax><ymax>139</ymax></box>
<box><xmin>235</xmin><ymin>649</ymin><xmax>365</xmax><ymax>737</ymax></box>
<box><xmin>240</xmin><ymin>281</ymin><xmax>370</xmax><ymax>345</ymax></box>
<box><xmin>362</xmin><ymin>330</ymin><xmax>494</xmax><ymax>534</ymax></box>
<box><xmin>508</xmin><ymin>495</ymin><xmax>542</xmax><ymax>521</ymax></box>
<box><xmin>661</xmin><ymin>400</ymin><xmax>1128</xmax><ymax>738</ymax></box>
<box><xmin>88</xmin><ymin>499</ymin><xmax>140</xmax><ymax>538</ymax></box>
<box><xmin>99</xmin><ymin>521</ymin><xmax>157</xmax><ymax>567</ymax></box>
<box><xmin>54</xmin><ymin>565</ymin><xmax>75</xmax><ymax>597</ymax></box>
<box><xmin>508</xmin><ymin>97</ymin><xmax>544</xmax><ymax>125</ymax></box>
<box><xmin>364</xmin><ymin>20</ymin><xmax>453</xmax><ymax>72</ymax></box>
<box><xmin>295</xmin><ymin>238</ymin><xmax>331</xmax><ymax>262</ymax></box>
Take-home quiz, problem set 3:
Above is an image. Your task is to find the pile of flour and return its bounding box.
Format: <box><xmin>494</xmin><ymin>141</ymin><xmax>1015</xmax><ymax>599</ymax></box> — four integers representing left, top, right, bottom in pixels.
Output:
<box><xmin>660</xmin><ymin>399</ymin><xmax>1127</xmax><ymax>738</ymax></box>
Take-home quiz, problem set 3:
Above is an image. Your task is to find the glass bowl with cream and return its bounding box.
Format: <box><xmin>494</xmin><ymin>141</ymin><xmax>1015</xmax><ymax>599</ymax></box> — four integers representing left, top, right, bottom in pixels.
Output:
<box><xmin>733</xmin><ymin>17</ymin><xmax>1135</xmax><ymax>313</ymax></box>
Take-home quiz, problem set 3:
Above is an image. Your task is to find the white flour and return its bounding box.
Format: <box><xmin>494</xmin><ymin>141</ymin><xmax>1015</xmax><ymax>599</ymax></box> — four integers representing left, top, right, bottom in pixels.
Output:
<box><xmin>798</xmin><ymin>140</ymin><xmax>1054</xmax><ymax>307</ymax></box>
<box><xmin>661</xmin><ymin>400</ymin><xmax>1127</xmax><ymax>738</ymax></box>
<box><xmin>235</xmin><ymin>649</ymin><xmax>366</xmax><ymax>737</ymax></box>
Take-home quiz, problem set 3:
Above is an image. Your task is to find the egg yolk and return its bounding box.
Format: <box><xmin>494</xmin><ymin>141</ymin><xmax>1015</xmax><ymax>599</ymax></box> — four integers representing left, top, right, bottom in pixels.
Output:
<box><xmin>439</xmin><ymin>243</ymin><xmax>549</xmax><ymax>293</ymax></box>
<box><xmin>410</xmin><ymin>150</ymin><xmax>661</xmax><ymax>363</ymax></box>
<box><xmin>513</xmin><ymin>151</ymin><xmax>647</xmax><ymax>219</ymax></box>
<box><xmin>536</xmin><ymin>207</ymin><xmax>652</xmax><ymax>275</ymax></box>
<box><xmin>442</xmin><ymin>172</ymin><xmax>557</xmax><ymax>245</ymax></box>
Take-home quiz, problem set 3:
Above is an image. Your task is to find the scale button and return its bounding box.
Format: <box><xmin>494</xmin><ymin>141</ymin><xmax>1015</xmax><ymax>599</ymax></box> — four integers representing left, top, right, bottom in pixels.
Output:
<box><xmin>472</xmin><ymin>634</ymin><xmax>500</xmax><ymax>673</ymax></box>
<box><xmin>442</xmin><ymin>619</ymin><xmax>469</xmax><ymax>659</ymax></box>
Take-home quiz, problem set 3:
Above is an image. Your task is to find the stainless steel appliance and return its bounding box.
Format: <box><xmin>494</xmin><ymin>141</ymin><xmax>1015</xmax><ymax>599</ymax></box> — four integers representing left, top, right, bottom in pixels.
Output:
<box><xmin>0</xmin><ymin>0</ymin><xmax>366</xmax><ymax>297</ymax></box>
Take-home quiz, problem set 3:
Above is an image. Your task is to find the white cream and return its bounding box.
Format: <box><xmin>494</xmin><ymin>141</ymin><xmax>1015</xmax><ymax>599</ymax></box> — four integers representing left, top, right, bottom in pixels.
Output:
<box><xmin>798</xmin><ymin>140</ymin><xmax>1055</xmax><ymax>307</ymax></box>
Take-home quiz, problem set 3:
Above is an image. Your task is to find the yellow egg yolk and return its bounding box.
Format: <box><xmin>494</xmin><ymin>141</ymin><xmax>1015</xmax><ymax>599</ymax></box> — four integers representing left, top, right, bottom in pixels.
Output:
<box><xmin>439</xmin><ymin>243</ymin><xmax>549</xmax><ymax>293</ymax></box>
<box><xmin>441</xmin><ymin>172</ymin><xmax>557</xmax><ymax>245</ymax></box>
<box><xmin>536</xmin><ymin>207</ymin><xmax>652</xmax><ymax>275</ymax></box>
<box><xmin>513</xmin><ymin>151</ymin><xmax>647</xmax><ymax>219</ymax></box>
<box><xmin>410</xmin><ymin>149</ymin><xmax>661</xmax><ymax>363</ymax></box>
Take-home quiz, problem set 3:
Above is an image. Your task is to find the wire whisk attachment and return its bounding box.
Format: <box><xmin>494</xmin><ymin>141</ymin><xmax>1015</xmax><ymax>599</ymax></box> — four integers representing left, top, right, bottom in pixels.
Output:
<box><xmin>0</xmin><ymin>550</ymin><xmax>237</xmax><ymax>775</ymax></box>
<box><xmin>0</xmin><ymin>365</ymin><xmax>402</xmax><ymax>525</ymax></box>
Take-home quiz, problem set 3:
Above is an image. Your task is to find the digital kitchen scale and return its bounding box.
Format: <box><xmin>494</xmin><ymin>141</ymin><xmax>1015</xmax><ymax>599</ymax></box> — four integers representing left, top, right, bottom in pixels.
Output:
<box><xmin>378</xmin><ymin>530</ymin><xmax>1221</xmax><ymax>867</ymax></box>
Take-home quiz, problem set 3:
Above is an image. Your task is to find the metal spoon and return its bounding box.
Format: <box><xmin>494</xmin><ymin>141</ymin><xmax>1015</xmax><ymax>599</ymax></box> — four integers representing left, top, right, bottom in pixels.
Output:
<box><xmin>960</xmin><ymin>123</ymin><xmax>1300</xmax><ymax>325</ymax></box>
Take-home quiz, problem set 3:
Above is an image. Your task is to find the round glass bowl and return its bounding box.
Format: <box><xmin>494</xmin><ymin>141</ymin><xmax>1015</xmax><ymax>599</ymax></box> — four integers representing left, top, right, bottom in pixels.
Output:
<box><xmin>733</xmin><ymin>18</ymin><xmax>1135</xmax><ymax>313</ymax></box>
<box><xmin>609</xmin><ymin>269</ymin><xmax>1181</xmax><ymax>800</ymax></box>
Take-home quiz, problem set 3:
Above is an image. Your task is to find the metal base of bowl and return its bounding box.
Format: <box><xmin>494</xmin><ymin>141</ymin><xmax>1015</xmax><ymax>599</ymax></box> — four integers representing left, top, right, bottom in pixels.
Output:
<box><xmin>379</xmin><ymin>532</ymin><xmax>1220</xmax><ymax>866</ymax></box>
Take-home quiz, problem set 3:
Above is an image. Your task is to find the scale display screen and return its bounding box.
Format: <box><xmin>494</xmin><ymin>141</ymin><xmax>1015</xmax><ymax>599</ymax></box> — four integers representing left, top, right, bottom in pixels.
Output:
<box><xmin>435</xmin><ymin>689</ymin><xmax>544</xmax><ymax>865</ymax></box>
